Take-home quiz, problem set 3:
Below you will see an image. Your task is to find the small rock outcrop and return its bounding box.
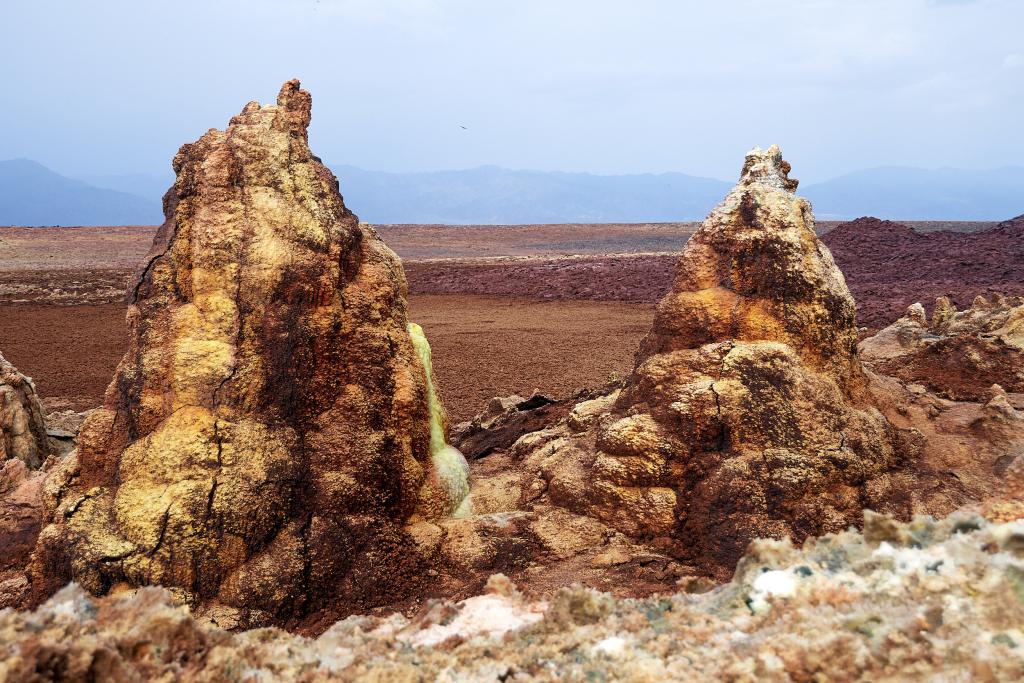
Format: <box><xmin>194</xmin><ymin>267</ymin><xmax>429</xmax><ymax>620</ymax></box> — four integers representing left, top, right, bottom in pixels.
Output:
<box><xmin>538</xmin><ymin>146</ymin><xmax>919</xmax><ymax>571</ymax></box>
<box><xmin>0</xmin><ymin>351</ymin><xmax>52</xmax><ymax>469</ymax></box>
<box><xmin>31</xmin><ymin>81</ymin><xmax>467</xmax><ymax>625</ymax></box>
<box><xmin>860</xmin><ymin>295</ymin><xmax>1024</xmax><ymax>401</ymax></box>
<box><xmin>0</xmin><ymin>459</ymin><xmax>43</xmax><ymax>609</ymax></box>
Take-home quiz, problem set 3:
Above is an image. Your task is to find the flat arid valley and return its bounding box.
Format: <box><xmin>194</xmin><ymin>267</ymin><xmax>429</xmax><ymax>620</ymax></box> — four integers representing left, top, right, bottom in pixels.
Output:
<box><xmin>3</xmin><ymin>2</ymin><xmax>1024</xmax><ymax>681</ymax></box>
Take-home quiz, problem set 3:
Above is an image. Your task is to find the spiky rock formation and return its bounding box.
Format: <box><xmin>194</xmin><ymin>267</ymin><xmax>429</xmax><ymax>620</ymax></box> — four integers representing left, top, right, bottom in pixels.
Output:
<box><xmin>0</xmin><ymin>351</ymin><xmax>52</xmax><ymax>470</ymax></box>
<box><xmin>31</xmin><ymin>81</ymin><xmax>465</xmax><ymax>625</ymax></box>
<box><xmin>860</xmin><ymin>295</ymin><xmax>1024</xmax><ymax>401</ymax></box>
<box><xmin>545</xmin><ymin>146</ymin><xmax>913</xmax><ymax>571</ymax></box>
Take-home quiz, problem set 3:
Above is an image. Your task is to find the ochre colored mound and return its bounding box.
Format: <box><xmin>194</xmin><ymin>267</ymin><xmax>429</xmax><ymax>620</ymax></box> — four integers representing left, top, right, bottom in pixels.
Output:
<box><xmin>539</xmin><ymin>146</ymin><xmax>938</xmax><ymax>572</ymax></box>
<box><xmin>30</xmin><ymin>81</ymin><xmax>465</xmax><ymax>627</ymax></box>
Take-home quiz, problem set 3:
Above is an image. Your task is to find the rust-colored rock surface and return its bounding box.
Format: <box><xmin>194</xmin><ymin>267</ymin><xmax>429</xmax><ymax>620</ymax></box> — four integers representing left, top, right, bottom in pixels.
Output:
<box><xmin>522</xmin><ymin>146</ymin><xmax>942</xmax><ymax>573</ymax></box>
<box><xmin>860</xmin><ymin>295</ymin><xmax>1024</xmax><ymax>401</ymax></box>
<box><xmin>30</xmin><ymin>81</ymin><xmax>466</xmax><ymax>626</ymax></box>
<box><xmin>0</xmin><ymin>351</ymin><xmax>52</xmax><ymax>469</ymax></box>
<box><xmin>0</xmin><ymin>459</ymin><xmax>43</xmax><ymax>609</ymax></box>
<box><xmin>822</xmin><ymin>215</ymin><xmax>1024</xmax><ymax>328</ymax></box>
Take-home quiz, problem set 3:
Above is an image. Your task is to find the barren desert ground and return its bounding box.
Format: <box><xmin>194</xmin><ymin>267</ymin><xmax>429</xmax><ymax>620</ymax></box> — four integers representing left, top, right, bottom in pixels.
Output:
<box><xmin>0</xmin><ymin>219</ymin><xmax>1012</xmax><ymax>422</ymax></box>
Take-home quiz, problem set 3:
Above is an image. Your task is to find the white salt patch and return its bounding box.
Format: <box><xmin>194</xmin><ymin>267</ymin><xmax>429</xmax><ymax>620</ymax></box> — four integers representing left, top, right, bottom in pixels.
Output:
<box><xmin>749</xmin><ymin>570</ymin><xmax>796</xmax><ymax>613</ymax></box>
<box><xmin>594</xmin><ymin>636</ymin><xmax>627</xmax><ymax>656</ymax></box>
<box><xmin>408</xmin><ymin>595</ymin><xmax>544</xmax><ymax>648</ymax></box>
<box><xmin>870</xmin><ymin>541</ymin><xmax>954</xmax><ymax>592</ymax></box>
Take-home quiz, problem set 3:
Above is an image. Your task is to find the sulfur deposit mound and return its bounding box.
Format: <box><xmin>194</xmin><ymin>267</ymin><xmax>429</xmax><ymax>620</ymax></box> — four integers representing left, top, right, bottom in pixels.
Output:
<box><xmin>529</xmin><ymin>146</ymin><xmax>929</xmax><ymax>572</ymax></box>
<box><xmin>1</xmin><ymin>351</ymin><xmax>53</xmax><ymax>470</ymax></box>
<box><xmin>861</xmin><ymin>295</ymin><xmax>1024</xmax><ymax>401</ymax></box>
<box><xmin>30</xmin><ymin>80</ymin><xmax>467</xmax><ymax>626</ymax></box>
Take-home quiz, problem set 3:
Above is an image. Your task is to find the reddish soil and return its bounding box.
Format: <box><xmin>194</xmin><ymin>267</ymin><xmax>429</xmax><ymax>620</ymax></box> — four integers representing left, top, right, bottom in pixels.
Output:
<box><xmin>3</xmin><ymin>217</ymin><xmax>1021</xmax><ymax>419</ymax></box>
<box><xmin>822</xmin><ymin>215</ymin><xmax>1024</xmax><ymax>327</ymax></box>
<box><xmin>0</xmin><ymin>304</ymin><xmax>126</xmax><ymax>412</ymax></box>
<box><xmin>0</xmin><ymin>297</ymin><xmax>653</xmax><ymax>423</ymax></box>
<box><xmin>406</xmin><ymin>255</ymin><xmax>677</xmax><ymax>303</ymax></box>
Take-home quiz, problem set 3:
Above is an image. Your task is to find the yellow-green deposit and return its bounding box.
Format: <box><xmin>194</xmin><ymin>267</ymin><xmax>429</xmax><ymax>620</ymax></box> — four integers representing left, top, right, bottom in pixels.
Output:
<box><xmin>408</xmin><ymin>322</ymin><xmax>471</xmax><ymax>517</ymax></box>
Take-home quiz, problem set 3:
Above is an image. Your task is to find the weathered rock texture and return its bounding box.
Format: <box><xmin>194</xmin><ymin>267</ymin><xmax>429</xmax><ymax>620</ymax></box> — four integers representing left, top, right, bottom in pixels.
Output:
<box><xmin>822</xmin><ymin>214</ymin><xmax>1024</xmax><ymax>328</ymax></box>
<box><xmin>0</xmin><ymin>351</ymin><xmax>52</xmax><ymax>469</ymax></box>
<box><xmin>861</xmin><ymin>295</ymin><xmax>1024</xmax><ymax>401</ymax></box>
<box><xmin>0</xmin><ymin>459</ymin><xmax>43</xmax><ymax>609</ymax></box>
<box><xmin>5</xmin><ymin>512</ymin><xmax>1024</xmax><ymax>681</ymax></box>
<box><xmin>31</xmin><ymin>80</ymin><xmax>464</xmax><ymax>626</ymax></box>
<box><xmin>534</xmin><ymin>146</ymin><xmax>927</xmax><ymax>572</ymax></box>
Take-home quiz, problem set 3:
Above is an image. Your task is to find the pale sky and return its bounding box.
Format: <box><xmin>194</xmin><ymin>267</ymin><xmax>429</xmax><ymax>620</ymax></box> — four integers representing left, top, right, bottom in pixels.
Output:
<box><xmin>2</xmin><ymin>0</ymin><xmax>1021</xmax><ymax>182</ymax></box>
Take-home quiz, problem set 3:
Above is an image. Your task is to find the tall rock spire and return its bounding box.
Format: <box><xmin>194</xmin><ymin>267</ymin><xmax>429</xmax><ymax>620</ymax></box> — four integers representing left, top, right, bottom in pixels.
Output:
<box><xmin>32</xmin><ymin>81</ymin><xmax>466</xmax><ymax>625</ymax></box>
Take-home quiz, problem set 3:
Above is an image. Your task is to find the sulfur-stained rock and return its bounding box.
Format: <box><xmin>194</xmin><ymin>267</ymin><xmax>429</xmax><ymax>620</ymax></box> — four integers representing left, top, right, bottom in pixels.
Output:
<box><xmin>30</xmin><ymin>80</ymin><xmax>468</xmax><ymax>624</ymax></box>
<box><xmin>0</xmin><ymin>351</ymin><xmax>53</xmax><ymax>470</ymax></box>
<box><xmin>860</xmin><ymin>295</ymin><xmax>1024</xmax><ymax>401</ymax></box>
<box><xmin>540</xmin><ymin>146</ymin><xmax>923</xmax><ymax>573</ymax></box>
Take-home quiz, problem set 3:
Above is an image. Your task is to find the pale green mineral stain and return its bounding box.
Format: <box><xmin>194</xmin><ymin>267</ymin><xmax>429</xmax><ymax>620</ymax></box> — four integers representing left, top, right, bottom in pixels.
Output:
<box><xmin>408</xmin><ymin>322</ymin><xmax>472</xmax><ymax>516</ymax></box>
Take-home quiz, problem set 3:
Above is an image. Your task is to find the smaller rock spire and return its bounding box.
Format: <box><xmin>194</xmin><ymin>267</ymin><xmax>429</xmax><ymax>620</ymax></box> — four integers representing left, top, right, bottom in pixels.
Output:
<box><xmin>275</xmin><ymin>78</ymin><xmax>312</xmax><ymax>134</ymax></box>
<box><xmin>0</xmin><ymin>351</ymin><xmax>53</xmax><ymax>469</ymax></box>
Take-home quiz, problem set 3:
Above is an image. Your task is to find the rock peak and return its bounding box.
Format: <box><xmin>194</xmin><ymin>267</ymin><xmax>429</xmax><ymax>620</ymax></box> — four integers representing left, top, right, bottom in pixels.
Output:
<box><xmin>738</xmin><ymin>144</ymin><xmax>798</xmax><ymax>192</ymax></box>
<box><xmin>276</xmin><ymin>79</ymin><xmax>311</xmax><ymax>124</ymax></box>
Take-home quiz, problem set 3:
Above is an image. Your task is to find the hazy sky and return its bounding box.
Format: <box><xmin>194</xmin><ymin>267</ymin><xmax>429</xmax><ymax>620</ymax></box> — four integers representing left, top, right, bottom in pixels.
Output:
<box><xmin>2</xmin><ymin>0</ymin><xmax>1021</xmax><ymax>182</ymax></box>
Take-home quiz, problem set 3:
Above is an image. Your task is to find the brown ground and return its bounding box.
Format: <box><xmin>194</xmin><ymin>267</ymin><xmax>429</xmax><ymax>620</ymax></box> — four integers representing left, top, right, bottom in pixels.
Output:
<box><xmin>1</xmin><ymin>217</ymin><xmax>1016</xmax><ymax>420</ymax></box>
<box><xmin>0</xmin><ymin>297</ymin><xmax>653</xmax><ymax>423</ymax></box>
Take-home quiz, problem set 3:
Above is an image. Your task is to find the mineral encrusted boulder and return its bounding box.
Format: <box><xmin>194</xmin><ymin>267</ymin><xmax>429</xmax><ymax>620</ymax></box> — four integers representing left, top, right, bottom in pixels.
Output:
<box><xmin>860</xmin><ymin>295</ymin><xmax>1024</xmax><ymax>401</ymax></box>
<box><xmin>0</xmin><ymin>351</ymin><xmax>52</xmax><ymax>469</ymax></box>
<box><xmin>31</xmin><ymin>80</ymin><xmax>467</xmax><ymax>625</ymax></box>
<box><xmin>538</xmin><ymin>146</ymin><xmax>920</xmax><ymax>571</ymax></box>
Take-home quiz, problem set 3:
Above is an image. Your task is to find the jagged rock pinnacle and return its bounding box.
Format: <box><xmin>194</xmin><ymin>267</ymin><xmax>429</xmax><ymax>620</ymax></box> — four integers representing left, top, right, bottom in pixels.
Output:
<box><xmin>31</xmin><ymin>81</ymin><xmax>461</xmax><ymax>626</ymax></box>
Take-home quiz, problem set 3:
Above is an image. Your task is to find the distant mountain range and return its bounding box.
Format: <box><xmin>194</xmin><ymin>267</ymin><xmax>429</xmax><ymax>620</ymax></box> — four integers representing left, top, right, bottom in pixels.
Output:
<box><xmin>801</xmin><ymin>166</ymin><xmax>1024</xmax><ymax>221</ymax></box>
<box><xmin>2</xmin><ymin>158</ymin><xmax>1022</xmax><ymax>226</ymax></box>
<box><xmin>0</xmin><ymin>159</ymin><xmax>161</xmax><ymax>226</ymax></box>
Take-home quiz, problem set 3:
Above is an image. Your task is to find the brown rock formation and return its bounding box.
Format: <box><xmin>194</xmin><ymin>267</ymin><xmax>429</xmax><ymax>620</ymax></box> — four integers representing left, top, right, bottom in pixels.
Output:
<box><xmin>535</xmin><ymin>146</ymin><xmax>925</xmax><ymax>572</ymax></box>
<box><xmin>0</xmin><ymin>459</ymin><xmax>43</xmax><ymax>609</ymax></box>
<box><xmin>31</xmin><ymin>80</ymin><xmax>467</xmax><ymax>626</ymax></box>
<box><xmin>860</xmin><ymin>295</ymin><xmax>1024</xmax><ymax>401</ymax></box>
<box><xmin>0</xmin><ymin>351</ymin><xmax>53</xmax><ymax>469</ymax></box>
<box><xmin>822</xmin><ymin>214</ymin><xmax>1024</xmax><ymax>328</ymax></box>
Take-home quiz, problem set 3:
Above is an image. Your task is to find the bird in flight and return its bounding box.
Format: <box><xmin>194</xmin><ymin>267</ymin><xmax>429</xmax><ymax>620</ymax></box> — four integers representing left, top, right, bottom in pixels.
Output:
<box><xmin>459</xmin><ymin>125</ymin><xmax>468</xmax><ymax>130</ymax></box>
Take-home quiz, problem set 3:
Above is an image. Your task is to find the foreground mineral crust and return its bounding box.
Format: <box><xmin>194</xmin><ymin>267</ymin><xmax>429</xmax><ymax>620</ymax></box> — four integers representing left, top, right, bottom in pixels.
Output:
<box><xmin>4</xmin><ymin>512</ymin><xmax>1024</xmax><ymax>681</ymax></box>
<box><xmin>0</xmin><ymin>351</ymin><xmax>52</xmax><ymax>469</ymax></box>
<box><xmin>531</xmin><ymin>145</ymin><xmax>931</xmax><ymax>572</ymax></box>
<box><xmin>30</xmin><ymin>80</ymin><xmax>466</xmax><ymax>626</ymax></box>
